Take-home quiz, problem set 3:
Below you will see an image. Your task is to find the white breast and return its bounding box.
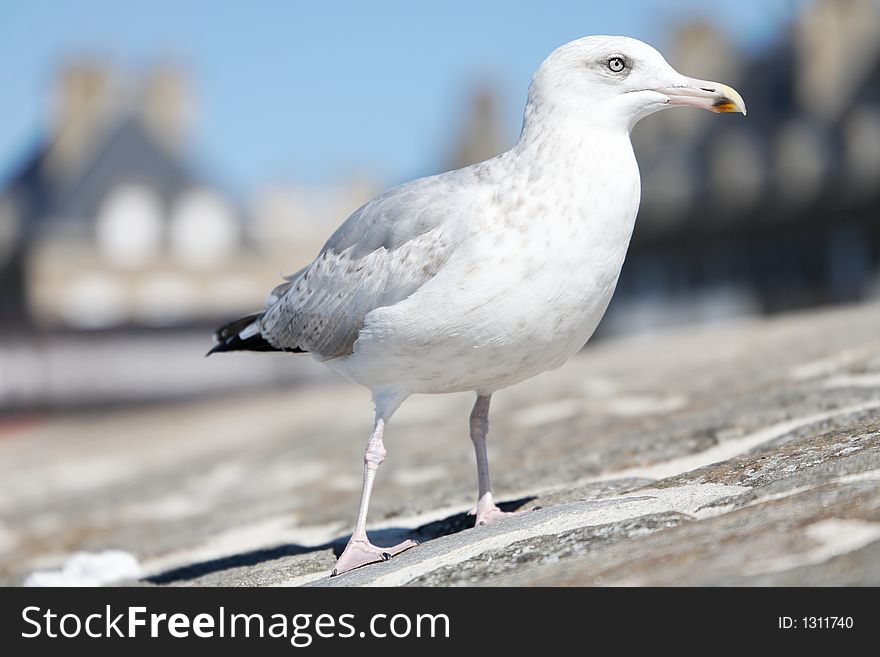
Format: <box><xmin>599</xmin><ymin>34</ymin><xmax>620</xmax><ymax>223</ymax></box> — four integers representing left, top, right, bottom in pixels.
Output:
<box><xmin>326</xmin><ymin>131</ymin><xmax>641</xmax><ymax>396</ymax></box>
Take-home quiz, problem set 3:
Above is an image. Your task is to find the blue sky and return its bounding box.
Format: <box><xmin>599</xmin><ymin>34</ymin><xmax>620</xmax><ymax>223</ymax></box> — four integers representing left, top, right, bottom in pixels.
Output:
<box><xmin>0</xmin><ymin>0</ymin><xmax>801</xmax><ymax>194</ymax></box>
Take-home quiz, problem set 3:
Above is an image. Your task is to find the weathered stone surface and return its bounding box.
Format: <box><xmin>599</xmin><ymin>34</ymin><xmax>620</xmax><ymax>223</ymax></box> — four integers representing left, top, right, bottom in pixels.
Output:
<box><xmin>1</xmin><ymin>300</ymin><xmax>879</xmax><ymax>586</ymax></box>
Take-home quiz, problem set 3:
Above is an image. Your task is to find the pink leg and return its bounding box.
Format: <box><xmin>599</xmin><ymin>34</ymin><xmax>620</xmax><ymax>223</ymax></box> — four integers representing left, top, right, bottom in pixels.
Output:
<box><xmin>332</xmin><ymin>417</ymin><xmax>417</xmax><ymax>576</ymax></box>
<box><xmin>469</xmin><ymin>394</ymin><xmax>525</xmax><ymax>526</ymax></box>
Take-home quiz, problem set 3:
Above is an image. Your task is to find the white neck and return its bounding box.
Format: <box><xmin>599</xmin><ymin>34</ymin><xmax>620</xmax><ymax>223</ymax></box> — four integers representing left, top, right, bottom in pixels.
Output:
<box><xmin>514</xmin><ymin>94</ymin><xmax>633</xmax><ymax>165</ymax></box>
<box><xmin>505</xmin><ymin>95</ymin><xmax>642</xmax><ymax>251</ymax></box>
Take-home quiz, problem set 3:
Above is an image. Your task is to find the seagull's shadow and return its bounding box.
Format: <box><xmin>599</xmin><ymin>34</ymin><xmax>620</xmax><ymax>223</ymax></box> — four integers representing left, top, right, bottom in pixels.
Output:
<box><xmin>144</xmin><ymin>496</ymin><xmax>535</xmax><ymax>585</ymax></box>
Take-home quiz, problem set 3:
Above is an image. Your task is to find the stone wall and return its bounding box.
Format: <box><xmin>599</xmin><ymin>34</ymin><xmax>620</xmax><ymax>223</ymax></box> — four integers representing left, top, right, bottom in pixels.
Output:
<box><xmin>1</xmin><ymin>300</ymin><xmax>878</xmax><ymax>586</ymax></box>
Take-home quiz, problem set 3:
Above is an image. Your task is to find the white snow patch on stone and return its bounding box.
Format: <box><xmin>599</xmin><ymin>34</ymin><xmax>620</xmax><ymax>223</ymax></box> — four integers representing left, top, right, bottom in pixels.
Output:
<box><xmin>24</xmin><ymin>550</ymin><xmax>141</xmax><ymax>587</ymax></box>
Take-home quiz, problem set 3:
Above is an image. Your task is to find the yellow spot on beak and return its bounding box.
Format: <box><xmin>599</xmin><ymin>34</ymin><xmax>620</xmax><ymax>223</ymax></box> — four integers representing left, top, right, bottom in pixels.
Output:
<box><xmin>712</xmin><ymin>83</ymin><xmax>747</xmax><ymax>115</ymax></box>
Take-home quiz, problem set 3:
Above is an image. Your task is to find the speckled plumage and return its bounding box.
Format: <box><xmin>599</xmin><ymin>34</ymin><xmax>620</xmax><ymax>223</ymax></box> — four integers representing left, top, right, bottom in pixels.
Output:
<box><xmin>259</xmin><ymin>175</ymin><xmax>462</xmax><ymax>360</ymax></box>
<box><xmin>258</xmin><ymin>43</ymin><xmax>653</xmax><ymax>399</ymax></box>
<box><xmin>210</xmin><ymin>36</ymin><xmax>745</xmax><ymax>576</ymax></box>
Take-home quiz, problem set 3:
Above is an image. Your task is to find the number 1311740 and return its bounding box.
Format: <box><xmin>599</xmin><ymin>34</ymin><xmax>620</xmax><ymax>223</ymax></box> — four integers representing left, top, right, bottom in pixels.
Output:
<box><xmin>778</xmin><ymin>617</ymin><xmax>854</xmax><ymax>629</ymax></box>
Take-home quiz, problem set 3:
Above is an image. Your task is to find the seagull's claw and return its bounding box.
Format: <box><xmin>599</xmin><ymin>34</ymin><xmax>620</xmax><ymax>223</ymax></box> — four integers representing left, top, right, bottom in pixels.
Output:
<box><xmin>474</xmin><ymin>505</ymin><xmax>530</xmax><ymax>526</ymax></box>
<box><xmin>331</xmin><ymin>537</ymin><xmax>418</xmax><ymax>577</ymax></box>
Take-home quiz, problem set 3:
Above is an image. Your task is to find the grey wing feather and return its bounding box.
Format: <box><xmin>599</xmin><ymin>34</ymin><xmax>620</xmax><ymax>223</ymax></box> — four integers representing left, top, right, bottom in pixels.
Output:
<box><xmin>259</xmin><ymin>174</ymin><xmax>464</xmax><ymax>360</ymax></box>
<box><xmin>265</xmin><ymin>267</ymin><xmax>306</xmax><ymax>306</ymax></box>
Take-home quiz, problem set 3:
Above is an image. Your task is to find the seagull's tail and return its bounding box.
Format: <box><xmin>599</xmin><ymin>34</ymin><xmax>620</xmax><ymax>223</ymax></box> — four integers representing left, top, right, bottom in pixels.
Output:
<box><xmin>207</xmin><ymin>312</ymin><xmax>301</xmax><ymax>356</ymax></box>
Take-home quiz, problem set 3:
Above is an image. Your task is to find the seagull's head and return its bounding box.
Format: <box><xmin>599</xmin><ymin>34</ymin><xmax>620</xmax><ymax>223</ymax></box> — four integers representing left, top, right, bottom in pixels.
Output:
<box><xmin>528</xmin><ymin>35</ymin><xmax>746</xmax><ymax>132</ymax></box>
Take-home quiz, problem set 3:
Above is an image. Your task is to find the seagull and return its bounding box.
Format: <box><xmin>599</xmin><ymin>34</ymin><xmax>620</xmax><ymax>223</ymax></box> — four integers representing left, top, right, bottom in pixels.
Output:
<box><xmin>209</xmin><ymin>36</ymin><xmax>745</xmax><ymax>576</ymax></box>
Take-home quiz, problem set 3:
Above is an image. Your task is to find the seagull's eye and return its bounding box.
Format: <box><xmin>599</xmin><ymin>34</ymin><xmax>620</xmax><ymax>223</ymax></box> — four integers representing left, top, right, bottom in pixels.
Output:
<box><xmin>607</xmin><ymin>57</ymin><xmax>626</xmax><ymax>73</ymax></box>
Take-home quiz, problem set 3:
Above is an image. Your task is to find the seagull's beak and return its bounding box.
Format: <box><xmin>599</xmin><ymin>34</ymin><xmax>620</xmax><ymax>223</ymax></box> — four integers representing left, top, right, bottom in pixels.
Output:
<box><xmin>655</xmin><ymin>77</ymin><xmax>747</xmax><ymax>115</ymax></box>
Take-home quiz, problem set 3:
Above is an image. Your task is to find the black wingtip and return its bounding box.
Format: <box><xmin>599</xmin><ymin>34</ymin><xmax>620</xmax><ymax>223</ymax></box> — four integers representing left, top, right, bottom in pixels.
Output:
<box><xmin>207</xmin><ymin>328</ymin><xmax>307</xmax><ymax>356</ymax></box>
<box><xmin>207</xmin><ymin>332</ymin><xmax>282</xmax><ymax>355</ymax></box>
<box><xmin>206</xmin><ymin>334</ymin><xmax>244</xmax><ymax>356</ymax></box>
<box><xmin>208</xmin><ymin>312</ymin><xmax>308</xmax><ymax>356</ymax></box>
<box><xmin>209</xmin><ymin>312</ymin><xmax>272</xmax><ymax>356</ymax></box>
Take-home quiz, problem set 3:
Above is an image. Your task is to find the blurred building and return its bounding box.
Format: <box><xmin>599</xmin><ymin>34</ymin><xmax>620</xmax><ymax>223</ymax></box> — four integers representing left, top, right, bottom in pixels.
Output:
<box><xmin>0</xmin><ymin>59</ymin><xmax>380</xmax><ymax>335</ymax></box>
<box><xmin>249</xmin><ymin>177</ymin><xmax>379</xmax><ymax>264</ymax></box>
<box><xmin>4</xmin><ymin>0</ymin><xmax>876</xmax><ymax>340</ymax></box>
<box><xmin>1</xmin><ymin>0</ymin><xmax>878</xmax><ymax>409</ymax></box>
<box><xmin>438</xmin><ymin>1</ymin><xmax>880</xmax><ymax>340</ymax></box>
<box><xmin>0</xmin><ymin>61</ymin><xmax>271</xmax><ymax>332</ymax></box>
<box><xmin>604</xmin><ymin>0</ymin><xmax>880</xmax><ymax>334</ymax></box>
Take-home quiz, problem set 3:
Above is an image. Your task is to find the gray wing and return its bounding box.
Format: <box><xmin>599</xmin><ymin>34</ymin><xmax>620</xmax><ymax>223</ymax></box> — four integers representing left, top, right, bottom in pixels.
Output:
<box><xmin>259</xmin><ymin>174</ymin><xmax>466</xmax><ymax>360</ymax></box>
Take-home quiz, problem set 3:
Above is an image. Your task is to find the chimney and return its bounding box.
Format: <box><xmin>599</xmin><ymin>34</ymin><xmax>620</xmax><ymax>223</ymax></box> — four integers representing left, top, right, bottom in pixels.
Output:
<box><xmin>448</xmin><ymin>84</ymin><xmax>505</xmax><ymax>170</ymax></box>
<box><xmin>47</xmin><ymin>60</ymin><xmax>115</xmax><ymax>177</ymax></box>
<box><xmin>795</xmin><ymin>0</ymin><xmax>880</xmax><ymax>121</ymax></box>
<box><xmin>665</xmin><ymin>22</ymin><xmax>742</xmax><ymax>137</ymax></box>
<box><xmin>140</xmin><ymin>64</ymin><xmax>192</xmax><ymax>154</ymax></box>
